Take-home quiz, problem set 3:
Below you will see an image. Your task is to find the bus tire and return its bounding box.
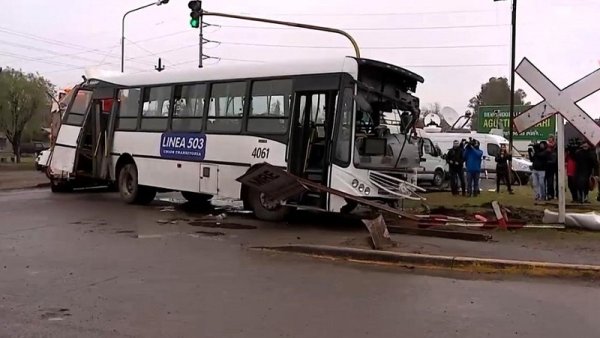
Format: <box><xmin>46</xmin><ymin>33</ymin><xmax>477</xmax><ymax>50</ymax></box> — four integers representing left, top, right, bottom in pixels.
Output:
<box><xmin>181</xmin><ymin>191</ymin><xmax>213</xmax><ymax>203</ymax></box>
<box><xmin>118</xmin><ymin>163</ymin><xmax>156</xmax><ymax>205</ymax></box>
<box><xmin>50</xmin><ymin>179</ymin><xmax>72</xmax><ymax>193</ymax></box>
<box><xmin>246</xmin><ymin>186</ymin><xmax>291</xmax><ymax>222</ymax></box>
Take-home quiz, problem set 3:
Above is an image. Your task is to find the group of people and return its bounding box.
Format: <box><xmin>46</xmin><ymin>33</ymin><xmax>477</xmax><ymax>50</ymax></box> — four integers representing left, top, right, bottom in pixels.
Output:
<box><xmin>445</xmin><ymin>138</ymin><xmax>514</xmax><ymax>197</ymax></box>
<box><xmin>444</xmin><ymin>133</ymin><xmax>600</xmax><ymax>203</ymax></box>
<box><xmin>529</xmin><ymin>135</ymin><xmax>599</xmax><ymax>203</ymax></box>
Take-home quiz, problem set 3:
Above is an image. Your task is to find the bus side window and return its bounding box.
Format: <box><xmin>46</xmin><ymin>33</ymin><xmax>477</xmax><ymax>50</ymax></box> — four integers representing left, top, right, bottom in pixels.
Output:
<box><xmin>172</xmin><ymin>84</ymin><xmax>206</xmax><ymax>132</ymax></box>
<box><xmin>207</xmin><ymin>82</ymin><xmax>245</xmax><ymax>133</ymax></box>
<box><xmin>116</xmin><ymin>88</ymin><xmax>140</xmax><ymax>131</ymax></box>
<box><xmin>140</xmin><ymin>86</ymin><xmax>171</xmax><ymax>131</ymax></box>
<box><xmin>247</xmin><ymin>79</ymin><xmax>292</xmax><ymax>135</ymax></box>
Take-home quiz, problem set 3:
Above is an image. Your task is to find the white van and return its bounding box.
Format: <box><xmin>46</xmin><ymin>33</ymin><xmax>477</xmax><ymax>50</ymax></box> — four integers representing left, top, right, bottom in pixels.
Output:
<box><xmin>420</xmin><ymin>129</ymin><xmax>532</xmax><ymax>184</ymax></box>
<box><xmin>416</xmin><ymin>136</ymin><xmax>448</xmax><ymax>187</ymax></box>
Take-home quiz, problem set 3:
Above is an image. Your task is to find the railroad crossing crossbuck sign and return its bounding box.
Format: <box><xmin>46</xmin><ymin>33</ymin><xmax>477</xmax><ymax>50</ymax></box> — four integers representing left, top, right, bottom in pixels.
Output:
<box><xmin>514</xmin><ymin>57</ymin><xmax>600</xmax><ymax>145</ymax></box>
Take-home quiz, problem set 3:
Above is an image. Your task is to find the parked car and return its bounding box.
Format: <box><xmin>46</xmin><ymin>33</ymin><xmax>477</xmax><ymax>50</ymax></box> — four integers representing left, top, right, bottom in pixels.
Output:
<box><xmin>21</xmin><ymin>141</ymin><xmax>49</xmax><ymax>156</ymax></box>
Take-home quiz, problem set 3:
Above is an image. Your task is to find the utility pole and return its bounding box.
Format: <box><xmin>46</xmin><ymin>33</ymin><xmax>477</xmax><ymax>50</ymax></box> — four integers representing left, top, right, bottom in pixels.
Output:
<box><xmin>154</xmin><ymin>57</ymin><xmax>165</xmax><ymax>72</ymax></box>
<box><xmin>508</xmin><ymin>0</ymin><xmax>518</xmax><ymax>154</ymax></box>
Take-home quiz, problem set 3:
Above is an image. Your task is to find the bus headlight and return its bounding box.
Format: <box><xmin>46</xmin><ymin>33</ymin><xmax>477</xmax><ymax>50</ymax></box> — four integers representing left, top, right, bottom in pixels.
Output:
<box><xmin>358</xmin><ymin>184</ymin><xmax>364</xmax><ymax>192</ymax></box>
<box><xmin>364</xmin><ymin>187</ymin><xmax>371</xmax><ymax>195</ymax></box>
<box><xmin>352</xmin><ymin>179</ymin><xmax>359</xmax><ymax>188</ymax></box>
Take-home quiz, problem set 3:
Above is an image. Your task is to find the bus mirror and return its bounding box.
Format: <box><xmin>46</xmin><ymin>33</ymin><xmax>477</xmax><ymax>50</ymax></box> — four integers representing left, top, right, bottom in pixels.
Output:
<box><xmin>420</xmin><ymin>157</ymin><xmax>427</xmax><ymax>162</ymax></box>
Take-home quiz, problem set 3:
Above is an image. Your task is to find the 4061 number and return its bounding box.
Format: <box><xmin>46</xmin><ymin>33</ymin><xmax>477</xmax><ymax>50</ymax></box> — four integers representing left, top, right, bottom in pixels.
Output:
<box><xmin>251</xmin><ymin>147</ymin><xmax>270</xmax><ymax>159</ymax></box>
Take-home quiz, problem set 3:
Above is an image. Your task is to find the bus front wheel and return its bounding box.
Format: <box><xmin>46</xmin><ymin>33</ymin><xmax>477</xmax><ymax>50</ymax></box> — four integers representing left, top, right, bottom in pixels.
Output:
<box><xmin>118</xmin><ymin>163</ymin><xmax>156</xmax><ymax>205</ymax></box>
<box><xmin>245</xmin><ymin>187</ymin><xmax>291</xmax><ymax>222</ymax></box>
<box><xmin>50</xmin><ymin>179</ymin><xmax>72</xmax><ymax>193</ymax></box>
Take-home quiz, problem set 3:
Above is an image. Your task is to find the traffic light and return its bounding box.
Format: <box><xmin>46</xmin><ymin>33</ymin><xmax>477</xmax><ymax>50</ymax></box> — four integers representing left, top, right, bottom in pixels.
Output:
<box><xmin>188</xmin><ymin>0</ymin><xmax>202</xmax><ymax>28</ymax></box>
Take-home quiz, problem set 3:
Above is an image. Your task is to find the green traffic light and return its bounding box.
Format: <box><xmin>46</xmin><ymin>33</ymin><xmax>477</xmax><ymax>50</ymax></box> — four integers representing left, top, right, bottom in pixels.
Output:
<box><xmin>190</xmin><ymin>18</ymin><xmax>199</xmax><ymax>28</ymax></box>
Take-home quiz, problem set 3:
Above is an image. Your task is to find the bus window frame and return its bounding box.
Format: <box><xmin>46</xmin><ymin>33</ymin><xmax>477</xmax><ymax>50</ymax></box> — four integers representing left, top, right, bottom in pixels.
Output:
<box><xmin>62</xmin><ymin>87</ymin><xmax>93</xmax><ymax>127</ymax></box>
<box><xmin>139</xmin><ymin>86</ymin><xmax>172</xmax><ymax>132</ymax></box>
<box><xmin>170</xmin><ymin>83</ymin><xmax>208</xmax><ymax>132</ymax></box>
<box><xmin>246</xmin><ymin>79</ymin><xmax>293</xmax><ymax>136</ymax></box>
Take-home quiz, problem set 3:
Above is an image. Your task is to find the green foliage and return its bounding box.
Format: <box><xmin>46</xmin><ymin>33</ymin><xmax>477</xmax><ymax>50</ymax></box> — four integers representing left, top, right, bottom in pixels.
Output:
<box><xmin>0</xmin><ymin>67</ymin><xmax>54</xmax><ymax>161</ymax></box>
<box><xmin>468</xmin><ymin>77</ymin><xmax>529</xmax><ymax>130</ymax></box>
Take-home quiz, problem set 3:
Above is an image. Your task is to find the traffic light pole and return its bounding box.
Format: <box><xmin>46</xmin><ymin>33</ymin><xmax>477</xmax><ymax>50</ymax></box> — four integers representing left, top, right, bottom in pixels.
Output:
<box><xmin>198</xmin><ymin>16</ymin><xmax>203</xmax><ymax>68</ymax></box>
<box><xmin>508</xmin><ymin>0</ymin><xmax>518</xmax><ymax>153</ymax></box>
<box><xmin>200</xmin><ymin>11</ymin><xmax>361</xmax><ymax>58</ymax></box>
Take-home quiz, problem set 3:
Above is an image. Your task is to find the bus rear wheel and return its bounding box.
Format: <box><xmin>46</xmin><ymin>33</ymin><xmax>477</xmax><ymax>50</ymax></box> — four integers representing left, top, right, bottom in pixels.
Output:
<box><xmin>118</xmin><ymin>163</ymin><xmax>156</xmax><ymax>205</ymax></box>
<box><xmin>181</xmin><ymin>191</ymin><xmax>213</xmax><ymax>204</ymax></box>
<box><xmin>245</xmin><ymin>187</ymin><xmax>291</xmax><ymax>222</ymax></box>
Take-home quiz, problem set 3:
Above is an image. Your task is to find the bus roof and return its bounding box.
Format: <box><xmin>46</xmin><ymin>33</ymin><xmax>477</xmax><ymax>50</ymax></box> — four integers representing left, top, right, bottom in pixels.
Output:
<box><xmin>87</xmin><ymin>56</ymin><xmax>423</xmax><ymax>89</ymax></box>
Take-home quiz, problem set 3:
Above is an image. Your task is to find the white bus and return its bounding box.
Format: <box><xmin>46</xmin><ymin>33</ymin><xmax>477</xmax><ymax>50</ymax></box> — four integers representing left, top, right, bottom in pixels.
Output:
<box><xmin>49</xmin><ymin>56</ymin><xmax>425</xmax><ymax>221</ymax></box>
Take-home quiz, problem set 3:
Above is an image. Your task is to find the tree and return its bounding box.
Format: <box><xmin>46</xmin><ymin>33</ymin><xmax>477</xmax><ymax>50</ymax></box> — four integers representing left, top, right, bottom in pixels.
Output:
<box><xmin>0</xmin><ymin>68</ymin><xmax>53</xmax><ymax>162</ymax></box>
<box><xmin>468</xmin><ymin>77</ymin><xmax>528</xmax><ymax>131</ymax></box>
<box><xmin>421</xmin><ymin>102</ymin><xmax>441</xmax><ymax>116</ymax></box>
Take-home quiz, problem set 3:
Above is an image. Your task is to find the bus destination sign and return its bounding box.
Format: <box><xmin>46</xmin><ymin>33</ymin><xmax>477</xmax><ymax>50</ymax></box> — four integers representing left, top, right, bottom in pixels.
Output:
<box><xmin>160</xmin><ymin>132</ymin><xmax>206</xmax><ymax>161</ymax></box>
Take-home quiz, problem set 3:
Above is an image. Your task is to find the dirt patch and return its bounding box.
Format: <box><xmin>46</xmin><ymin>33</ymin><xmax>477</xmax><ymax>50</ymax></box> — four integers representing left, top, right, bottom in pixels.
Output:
<box><xmin>426</xmin><ymin>204</ymin><xmax>544</xmax><ymax>224</ymax></box>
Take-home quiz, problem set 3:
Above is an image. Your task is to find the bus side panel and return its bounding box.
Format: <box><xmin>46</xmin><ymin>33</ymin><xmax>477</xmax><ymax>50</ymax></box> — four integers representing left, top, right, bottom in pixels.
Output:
<box><xmin>216</xmin><ymin>165</ymin><xmax>246</xmax><ymax>199</ymax></box>
<box><xmin>50</xmin><ymin>124</ymin><xmax>82</xmax><ymax>174</ymax></box>
<box><xmin>136</xmin><ymin>157</ymin><xmax>201</xmax><ymax>192</ymax></box>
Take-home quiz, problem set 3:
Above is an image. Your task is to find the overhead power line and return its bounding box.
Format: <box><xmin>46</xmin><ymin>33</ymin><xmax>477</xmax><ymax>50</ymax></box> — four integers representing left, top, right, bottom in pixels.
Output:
<box><xmin>233</xmin><ymin>9</ymin><xmax>504</xmax><ymax>17</ymax></box>
<box><xmin>218</xmin><ymin>23</ymin><xmax>509</xmax><ymax>31</ymax></box>
<box><xmin>218</xmin><ymin>41</ymin><xmax>508</xmax><ymax>50</ymax></box>
<box><xmin>0</xmin><ymin>26</ymin><xmax>152</xmax><ymax>67</ymax></box>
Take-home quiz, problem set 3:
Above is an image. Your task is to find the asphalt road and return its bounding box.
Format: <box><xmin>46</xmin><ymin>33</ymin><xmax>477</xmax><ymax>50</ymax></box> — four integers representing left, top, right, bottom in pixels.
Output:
<box><xmin>1</xmin><ymin>189</ymin><xmax>599</xmax><ymax>338</ymax></box>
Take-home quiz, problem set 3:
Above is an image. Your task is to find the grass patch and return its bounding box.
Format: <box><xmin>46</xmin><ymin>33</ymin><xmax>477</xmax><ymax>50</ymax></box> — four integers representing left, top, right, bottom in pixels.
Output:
<box><xmin>0</xmin><ymin>156</ymin><xmax>36</xmax><ymax>171</ymax></box>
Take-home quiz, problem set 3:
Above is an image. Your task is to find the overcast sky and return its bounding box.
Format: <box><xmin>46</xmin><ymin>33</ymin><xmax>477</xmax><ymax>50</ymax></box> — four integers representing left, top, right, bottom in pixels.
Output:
<box><xmin>1</xmin><ymin>0</ymin><xmax>599</xmax><ymax>116</ymax></box>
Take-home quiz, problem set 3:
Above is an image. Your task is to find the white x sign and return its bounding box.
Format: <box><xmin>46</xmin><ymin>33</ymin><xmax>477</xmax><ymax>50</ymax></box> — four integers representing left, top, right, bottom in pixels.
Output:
<box><xmin>514</xmin><ymin>57</ymin><xmax>600</xmax><ymax>145</ymax></box>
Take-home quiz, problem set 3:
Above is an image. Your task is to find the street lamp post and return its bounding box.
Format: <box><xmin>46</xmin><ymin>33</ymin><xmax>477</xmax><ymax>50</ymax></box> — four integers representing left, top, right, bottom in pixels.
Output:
<box><xmin>121</xmin><ymin>0</ymin><xmax>170</xmax><ymax>73</ymax></box>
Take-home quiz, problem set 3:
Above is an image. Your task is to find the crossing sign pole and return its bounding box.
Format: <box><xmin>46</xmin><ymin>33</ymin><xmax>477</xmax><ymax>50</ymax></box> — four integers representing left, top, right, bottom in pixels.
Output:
<box><xmin>515</xmin><ymin>58</ymin><xmax>600</xmax><ymax>223</ymax></box>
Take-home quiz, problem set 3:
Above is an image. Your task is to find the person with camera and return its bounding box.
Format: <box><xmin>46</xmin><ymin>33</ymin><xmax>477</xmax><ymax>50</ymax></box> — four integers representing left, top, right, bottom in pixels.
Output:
<box><xmin>463</xmin><ymin>138</ymin><xmax>483</xmax><ymax>197</ymax></box>
<box><xmin>446</xmin><ymin>140</ymin><xmax>466</xmax><ymax>196</ymax></box>
<box><xmin>495</xmin><ymin>144</ymin><xmax>514</xmax><ymax>194</ymax></box>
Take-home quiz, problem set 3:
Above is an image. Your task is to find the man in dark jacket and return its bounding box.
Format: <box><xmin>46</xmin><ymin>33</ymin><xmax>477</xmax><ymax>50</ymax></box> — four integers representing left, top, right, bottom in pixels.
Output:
<box><xmin>446</xmin><ymin>140</ymin><xmax>466</xmax><ymax>196</ymax></box>
<box><xmin>545</xmin><ymin>145</ymin><xmax>558</xmax><ymax>199</ymax></box>
<box><xmin>573</xmin><ymin>142</ymin><xmax>599</xmax><ymax>203</ymax></box>
<box><xmin>528</xmin><ymin>141</ymin><xmax>549</xmax><ymax>201</ymax></box>
<box><xmin>495</xmin><ymin>144</ymin><xmax>513</xmax><ymax>194</ymax></box>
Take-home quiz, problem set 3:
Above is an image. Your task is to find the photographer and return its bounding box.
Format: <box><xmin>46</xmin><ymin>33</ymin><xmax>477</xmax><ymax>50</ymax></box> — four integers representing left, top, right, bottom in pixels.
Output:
<box><xmin>446</xmin><ymin>140</ymin><xmax>466</xmax><ymax>196</ymax></box>
<box><xmin>528</xmin><ymin>141</ymin><xmax>549</xmax><ymax>201</ymax></box>
<box><xmin>463</xmin><ymin>138</ymin><xmax>483</xmax><ymax>197</ymax></box>
<box><xmin>495</xmin><ymin>144</ymin><xmax>514</xmax><ymax>194</ymax></box>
